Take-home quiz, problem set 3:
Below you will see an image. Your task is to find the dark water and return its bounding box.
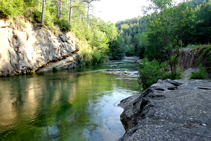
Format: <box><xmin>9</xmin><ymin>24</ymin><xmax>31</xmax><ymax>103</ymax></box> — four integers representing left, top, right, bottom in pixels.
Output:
<box><xmin>0</xmin><ymin>60</ymin><xmax>139</xmax><ymax>141</ymax></box>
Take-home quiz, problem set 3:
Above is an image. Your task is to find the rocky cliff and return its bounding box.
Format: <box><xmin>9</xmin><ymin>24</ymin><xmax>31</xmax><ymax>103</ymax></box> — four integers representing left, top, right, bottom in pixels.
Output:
<box><xmin>119</xmin><ymin>79</ymin><xmax>211</xmax><ymax>141</ymax></box>
<box><xmin>0</xmin><ymin>19</ymin><xmax>79</xmax><ymax>76</ymax></box>
<box><xmin>172</xmin><ymin>47</ymin><xmax>211</xmax><ymax>72</ymax></box>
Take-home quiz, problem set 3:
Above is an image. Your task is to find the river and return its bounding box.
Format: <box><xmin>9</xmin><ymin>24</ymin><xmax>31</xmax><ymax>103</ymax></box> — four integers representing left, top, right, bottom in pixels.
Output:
<box><xmin>0</xmin><ymin>59</ymin><xmax>140</xmax><ymax>141</ymax></box>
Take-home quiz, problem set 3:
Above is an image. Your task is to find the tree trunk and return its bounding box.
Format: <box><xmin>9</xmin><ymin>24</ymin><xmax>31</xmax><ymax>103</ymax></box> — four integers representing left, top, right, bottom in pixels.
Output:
<box><xmin>69</xmin><ymin>0</ymin><xmax>72</xmax><ymax>22</ymax></box>
<box><xmin>38</xmin><ymin>0</ymin><xmax>39</xmax><ymax>7</ymax></box>
<box><xmin>87</xmin><ymin>2</ymin><xmax>90</xmax><ymax>28</ymax></box>
<box><xmin>58</xmin><ymin>0</ymin><xmax>62</xmax><ymax>19</ymax></box>
<box><xmin>41</xmin><ymin>0</ymin><xmax>45</xmax><ymax>25</ymax></box>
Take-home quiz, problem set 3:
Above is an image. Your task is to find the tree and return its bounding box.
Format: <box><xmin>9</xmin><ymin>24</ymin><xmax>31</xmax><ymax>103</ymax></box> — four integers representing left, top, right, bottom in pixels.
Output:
<box><xmin>171</xmin><ymin>3</ymin><xmax>195</xmax><ymax>47</ymax></box>
<box><xmin>41</xmin><ymin>0</ymin><xmax>45</xmax><ymax>25</ymax></box>
<box><xmin>109</xmin><ymin>36</ymin><xmax>125</xmax><ymax>60</ymax></box>
<box><xmin>58</xmin><ymin>0</ymin><xmax>62</xmax><ymax>19</ymax></box>
<box><xmin>69</xmin><ymin>0</ymin><xmax>72</xmax><ymax>22</ymax></box>
<box><xmin>143</xmin><ymin>0</ymin><xmax>173</xmax><ymax>14</ymax></box>
<box><xmin>193</xmin><ymin>2</ymin><xmax>211</xmax><ymax>44</ymax></box>
<box><xmin>83</xmin><ymin>0</ymin><xmax>100</xmax><ymax>27</ymax></box>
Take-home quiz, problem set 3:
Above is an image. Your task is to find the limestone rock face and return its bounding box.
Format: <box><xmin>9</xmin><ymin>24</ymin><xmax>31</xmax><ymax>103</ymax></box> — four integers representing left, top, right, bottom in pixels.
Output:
<box><xmin>0</xmin><ymin>20</ymin><xmax>79</xmax><ymax>76</ymax></box>
<box><xmin>172</xmin><ymin>48</ymin><xmax>211</xmax><ymax>72</ymax></box>
<box><xmin>119</xmin><ymin>79</ymin><xmax>211</xmax><ymax>141</ymax></box>
<box><xmin>37</xmin><ymin>54</ymin><xmax>78</xmax><ymax>72</ymax></box>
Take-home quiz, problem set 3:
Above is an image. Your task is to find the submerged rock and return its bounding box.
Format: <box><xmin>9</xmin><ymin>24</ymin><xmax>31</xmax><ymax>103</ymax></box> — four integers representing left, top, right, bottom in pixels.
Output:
<box><xmin>119</xmin><ymin>79</ymin><xmax>211</xmax><ymax>141</ymax></box>
<box><xmin>105</xmin><ymin>69</ymin><xmax>139</xmax><ymax>77</ymax></box>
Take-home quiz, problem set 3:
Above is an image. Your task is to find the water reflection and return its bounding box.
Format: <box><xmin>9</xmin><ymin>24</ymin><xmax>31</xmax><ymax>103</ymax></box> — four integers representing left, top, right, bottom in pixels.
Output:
<box><xmin>0</xmin><ymin>61</ymin><xmax>139</xmax><ymax>141</ymax></box>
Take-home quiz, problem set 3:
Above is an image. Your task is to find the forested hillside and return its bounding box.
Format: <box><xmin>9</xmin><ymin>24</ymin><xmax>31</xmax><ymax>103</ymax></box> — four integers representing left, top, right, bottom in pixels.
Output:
<box><xmin>0</xmin><ymin>0</ymin><xmax>123</xmax><ymax>64</ymax></box>
<box><xmin>116</xmin><ymin>0</ymin><xmax>211</xmax><ymax>61</ymax></box>
<box><xmin>115</xmin><ymin>17</ymin><xmax>148</xmax><ymax>58</ymax></box>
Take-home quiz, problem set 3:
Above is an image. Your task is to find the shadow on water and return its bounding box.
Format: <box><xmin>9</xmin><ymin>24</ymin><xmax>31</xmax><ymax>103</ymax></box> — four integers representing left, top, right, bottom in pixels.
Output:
<box><xmin>0</xmin><ymin>60</ymin><xmax>139</xmax><ymax>141</ymax></box>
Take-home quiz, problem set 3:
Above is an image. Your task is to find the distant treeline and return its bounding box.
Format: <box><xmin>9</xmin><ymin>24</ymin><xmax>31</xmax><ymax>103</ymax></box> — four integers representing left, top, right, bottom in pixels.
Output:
<box><xmin>115</xmin><ymin>0</ymin><xmax>211</xmax><ymax>61</ymax></box>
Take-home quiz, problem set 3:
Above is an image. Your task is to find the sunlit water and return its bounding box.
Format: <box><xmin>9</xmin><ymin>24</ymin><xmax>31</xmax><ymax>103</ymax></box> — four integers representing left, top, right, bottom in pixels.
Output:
<box><xmin>0</xmin><ymin>60</ymin><xmax>140</xmax><ymax>141</ymax></box>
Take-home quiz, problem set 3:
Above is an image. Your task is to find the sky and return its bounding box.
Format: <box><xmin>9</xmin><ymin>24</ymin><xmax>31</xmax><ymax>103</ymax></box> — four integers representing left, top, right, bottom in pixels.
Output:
<box><xmin>92</xmin><ymin>0</ymin><xmax>183</xmax><ymax>23</ymax></box>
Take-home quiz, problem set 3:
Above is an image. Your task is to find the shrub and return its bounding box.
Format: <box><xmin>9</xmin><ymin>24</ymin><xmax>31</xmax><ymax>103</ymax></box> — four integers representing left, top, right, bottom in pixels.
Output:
<box><xmin>109</xmin><ymin>36</ymin><xmax>125</xmax><ymax>60</ymax></box>
<box><xmin>125</xmin><ymin>44</ymin><xmax>135</xmax><ymax>56</ymax></box>
<box><xmin>79</xmin><ymin>48</ymin><xmax>93</xmax><ymax>65</ymax></box>
<box><xmin>92</xmin><ymin>49</ymin><xmax>101</xmax><ymax>65</ymax></box>
<box><xmin>32</xmin><ymin>10</ymin><xmax>42</xmax><ymax>23</ymax></box>
<box><xmin>138</xmin><ymin>59</ymin><xmax>163</xmax><ymax>90</ymax></box>
<box><xmin>43</xmin><ymin>9</ymin><xmax>55</xmax><ymax>30</ymax></box>
<box><xmin>77</xmin><ymin>55</ymin><xmax>85</xmax><ymax>68</ymax></box>
<box><xmin>53</xmin><ymin>66</ymin><xmax>59</xmax><ymax>72</ymax></box>
<box><xmin>138</xmin><ymin>58</ymin><xmax>181</xmax><ymax>90</ymax></box>
<box><xmin>202</xmin><ymin>46</ymin><xmax>211</xmax><ymax>58</ymax></box>
<box><xmin>55</xmin><ymin>19</ymin><xmax>71</xmax><ymax>32</ymax></box>
<box><xmin>0</xmin><ymin>0</ymin><xmax>25</xmax><ymax>17</ymax></box>
<box><xmin>190</xmin><ymin>64</ymin><xmax>207</xmax><ymax>79</ymax></box>
<box><xmin>168</xmin><ymin>55</ymin><xmax>181</xmax><ymax>79</ymax></box>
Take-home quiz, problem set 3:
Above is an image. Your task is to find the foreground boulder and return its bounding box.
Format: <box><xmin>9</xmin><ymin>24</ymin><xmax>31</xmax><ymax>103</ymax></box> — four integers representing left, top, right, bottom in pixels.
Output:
<box><xmin>119</xmin><ymin>79</ymin><xmax>211</xmax><ymax>141</ymax></box>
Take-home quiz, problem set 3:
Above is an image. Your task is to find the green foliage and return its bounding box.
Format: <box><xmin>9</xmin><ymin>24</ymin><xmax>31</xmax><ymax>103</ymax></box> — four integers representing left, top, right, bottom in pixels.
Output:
<box><xmin>105</xmin><ymin>22</ymin><xmax>118</xmax><ymax>42</ymax></box>
<box><xmin>53</xmin><ymin>66</ymin><xmax>59</xmax><ymax>71</ymax></box>
<box><xmin>109</xmin><ymin>36</ymin><xmax>125</xmax><ymax>60</ymax></box>
<box><xmin>145</xmin><ymin>32</ymin><xmax>167</xmax><ymax>61</ymax></box>
<box><xmin>169</xmin><ymin>55</ymin><xmax>181</xmax><ymax>79</ymax></box>
<box><xmin>202</xmin><ymin>46</ymin><xmax>211</xmax><ymax>57</ymax></box>
<box><xmin>89</xmin><ymin>29</ymin><xmax>109</xmax><ymax>52</ymax></box>
<box><xmin>134</xmin><ymin>32</ymin><xmax>148</xmax><ymax>58</ymax></box>
<box><xmin>125</xmin><ymin>44</ymin><xmax>135</xmax><ymax>56</ymax></box>
<box><xmin>32</xmin><ymin>10</ymin><xmax>42</xmax><ymax>23</ymax></box>
<box><xmin>0</xmin><ymin>0</ymin><xmax>25</xmax><ymax>17</ymax></box>
<box><xmin>115</xmin><ymin>16</ymin><xmax>149</xmax><ymax>57</ymax></box>
<box><xmin>43</xmin><ymin>9</ymin><xmax>55</xmax><ymax>30</ymax></box>
<box><xmin>55</xmin><ymin>19</ymin><xmax>71</xmax><ymax>31</ymax></box>
<box><xmin>148</xmin><ymin>0</ymin><xmax>173</xmax><ymax>11</ymax></box>
<box><xmin>186</xmin><ymin>44</ymin><xmax>208</xmax><ymax>49</ymax></box>
<box><xmin>77</xmin><ymin>55</ymin><xmax>86</xmax><ymax>68</ymax></box>
<box><xmin>190</xmin><ymin>64</ymin><xmax>207</xmax><ymax>79</ymax></box>
<box><xmin>138</xmin><ymin>59</ymin><xmax>163</xmax><ymax>90</ymax></box>
<box><xmin>80</xmin><ymin>49</ymin><xmax>93</xmax><ymax>65</ymax></box>
<box><xmin>92</xmin><ymin>48</ymin><xmax>102</xmax><ymax>64</ymax></box>
<box><xmin>138</xmin><ymin>58</ymin><xmax>181</xmax><ymax>90</ymax></box>
<box><xmin>116</xmin><ymin>0</ymin><xmax>211</xmax><ymax>60</ymax></box>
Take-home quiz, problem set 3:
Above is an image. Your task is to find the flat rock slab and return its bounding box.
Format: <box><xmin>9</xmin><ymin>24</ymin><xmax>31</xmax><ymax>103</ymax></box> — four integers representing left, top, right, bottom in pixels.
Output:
<box><xmin>119</xmin><ymin>79</ymin><xmax>211</xmax><ymax>141</ymax></box>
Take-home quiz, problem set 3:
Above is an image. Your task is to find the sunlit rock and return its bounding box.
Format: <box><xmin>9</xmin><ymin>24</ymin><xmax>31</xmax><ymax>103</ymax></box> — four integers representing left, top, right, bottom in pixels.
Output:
<box><xmin>0</xmin><ymin>20</ymin><xmax>79</xmax><ymax>76</ymax></box>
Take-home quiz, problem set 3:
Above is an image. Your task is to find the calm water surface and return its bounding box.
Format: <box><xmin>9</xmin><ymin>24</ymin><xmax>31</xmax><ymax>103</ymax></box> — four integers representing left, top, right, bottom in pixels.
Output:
<box><xmin>0</xmin><ymin>60</ymin><xmax>139</xmax><ymax>141</ymax></box>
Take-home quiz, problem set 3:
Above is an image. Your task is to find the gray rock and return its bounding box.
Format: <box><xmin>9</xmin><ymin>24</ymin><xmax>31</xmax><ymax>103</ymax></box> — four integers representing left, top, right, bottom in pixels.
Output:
<box><xmin>181</xmin><ymin>68</ymin><xmax>199</xmax><ymax>80</ymax></box>
<box><xmin>0</xmin><ymin>25</ymin><xmax>80</xmax><ymax>76</ymax></box>
<box><xmin>105</xmin><ymin>69</ymin><xmax>139</xmax><ymax>77</ymax></box>
<box><xmin>59</xmin><ymin>34</ymin><xmax>67</xmax><ymax>42</ymax></box>
<box><xmin>171</xmin><ymin>48</ymin><xmax>211</xmax><ymax>72</ymax></box>
<box><xmin>119</xmin><ymin>79</ymin><xmax>211</xmax><ymax>141</ymax></box>
<box><xmin>37</xmin><ymin>54</ymin><xmax>78</xmax><ymax>72</ymax></box>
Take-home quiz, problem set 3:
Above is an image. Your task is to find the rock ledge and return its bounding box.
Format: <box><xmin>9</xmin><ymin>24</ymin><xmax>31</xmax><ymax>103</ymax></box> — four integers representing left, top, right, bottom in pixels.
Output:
<box><xmin>119</xmin><ymin>79</ymin><xmax>211</xmax><ymax>141</ymax></box>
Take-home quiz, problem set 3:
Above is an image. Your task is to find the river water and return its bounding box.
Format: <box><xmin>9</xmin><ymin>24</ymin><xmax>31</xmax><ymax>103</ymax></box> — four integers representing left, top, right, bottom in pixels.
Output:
<box><xmin>0</xmin><ymin>59</ymin><xmax>140</xmax><ymax>141</ymax></box>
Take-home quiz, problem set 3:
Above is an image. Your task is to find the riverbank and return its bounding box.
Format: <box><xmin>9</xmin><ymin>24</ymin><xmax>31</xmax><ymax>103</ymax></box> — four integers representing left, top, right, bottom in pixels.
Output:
<box><xmin>118</xmin><ymin>55</ymin><xmax>211</xmax><ymax>140</ymax></box>
<box><xmin>119</xmin><ymin>79</ymin><xmax>211</xmax><ymax>141</ymax></box>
